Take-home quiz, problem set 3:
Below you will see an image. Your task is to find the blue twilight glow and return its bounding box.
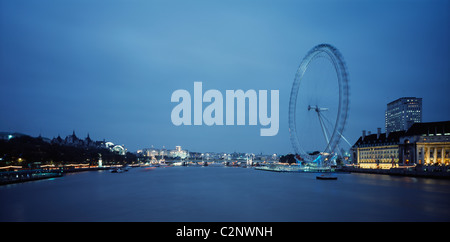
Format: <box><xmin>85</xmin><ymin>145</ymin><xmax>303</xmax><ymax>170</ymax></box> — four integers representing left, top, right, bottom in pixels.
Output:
<box><xmin>0</xmin><ymin>0</ymin><xmax>449</xmax><ymax>154</ymax></box>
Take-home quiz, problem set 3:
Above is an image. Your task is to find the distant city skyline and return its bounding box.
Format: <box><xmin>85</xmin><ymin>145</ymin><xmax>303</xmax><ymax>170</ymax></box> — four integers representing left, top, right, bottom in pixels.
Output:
<box><xmin>1</xmin><ymin>0</ymin><xmax>449</xmax><ymax>154</ymax></box>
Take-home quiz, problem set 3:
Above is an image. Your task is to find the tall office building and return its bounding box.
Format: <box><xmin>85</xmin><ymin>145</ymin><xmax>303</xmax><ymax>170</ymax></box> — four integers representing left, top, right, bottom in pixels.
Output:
<box><xmin>385</xmin><ymin>97</ymin><xmax>422</xmax><ymax>133</ymax></box>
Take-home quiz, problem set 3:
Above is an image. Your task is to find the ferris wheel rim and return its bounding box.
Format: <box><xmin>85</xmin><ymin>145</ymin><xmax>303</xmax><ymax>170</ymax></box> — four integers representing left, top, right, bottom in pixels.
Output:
<box><xmin>288</xmin><ymin>43</ymin><xmax>349</xmax><ymax>161</ymax></box>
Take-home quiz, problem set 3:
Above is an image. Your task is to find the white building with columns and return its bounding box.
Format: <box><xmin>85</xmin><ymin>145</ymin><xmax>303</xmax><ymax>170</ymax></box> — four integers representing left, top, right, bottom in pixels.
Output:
<box><xmin>352</xmin><ymin>121</ymin><xmax>450</xmax><ymax>169</ymax></box>
<box><xmin>399</xmin><ymin>121</ymin><xmax>450</xmax><ymax>166</ymax></box>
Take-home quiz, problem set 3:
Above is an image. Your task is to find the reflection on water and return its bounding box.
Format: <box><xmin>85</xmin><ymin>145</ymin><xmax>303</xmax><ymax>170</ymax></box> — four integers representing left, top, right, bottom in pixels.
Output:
<box><xmin>353</xmin><ymin>173</ymin><xmax>450</xmax><ymax>194</ymax></box>
<box><xmin>1</xmin><ymin>167</ymin><xmax>449</xmax><ymax>222</ymax></box>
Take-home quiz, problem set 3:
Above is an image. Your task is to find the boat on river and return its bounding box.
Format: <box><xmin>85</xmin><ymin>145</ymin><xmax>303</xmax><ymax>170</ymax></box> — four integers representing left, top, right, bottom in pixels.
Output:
<box><xmin>111</xmin><ymin>168</ymin><xmax>125</xmax><ymax>173</ymax></box>
<box><xmin>316</xmin><ymin>174</ymin><xmax>337</xmax><ymax>180</ymax></box>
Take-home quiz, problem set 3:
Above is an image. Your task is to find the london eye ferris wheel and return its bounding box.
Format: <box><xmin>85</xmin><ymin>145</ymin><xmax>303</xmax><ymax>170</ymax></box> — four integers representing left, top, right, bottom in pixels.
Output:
<box><xmin>288</xmin><ymin>44</ymin><xmax>350</xmax><ymax>164</ymax></box>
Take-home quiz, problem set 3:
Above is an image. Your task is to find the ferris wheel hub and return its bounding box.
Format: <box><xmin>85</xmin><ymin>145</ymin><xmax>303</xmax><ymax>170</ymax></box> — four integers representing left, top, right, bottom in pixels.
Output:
<box><xmin>308</xmin><ymin>105</ymin><xmax>328</xmax><ymax>112</ymax></box>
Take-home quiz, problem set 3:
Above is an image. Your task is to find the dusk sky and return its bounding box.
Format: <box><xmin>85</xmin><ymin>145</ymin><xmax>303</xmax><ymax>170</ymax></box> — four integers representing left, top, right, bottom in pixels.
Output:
<box><xmin>1</xmin><ymin>0</ymin><xmax>449</xmax><ymax>154</ymax></box>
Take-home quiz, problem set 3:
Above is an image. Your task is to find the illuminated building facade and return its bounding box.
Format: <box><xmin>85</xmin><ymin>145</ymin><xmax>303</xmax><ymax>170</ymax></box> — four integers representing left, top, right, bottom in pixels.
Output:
<box><xmin>352</xmin><ymin>121</ymin><xmax>450</xmax><ymax>169</ymax></box>
<box><xmin>352</xmin><ymin>128</ymin><xmax>405</xmax><ymax>169</ymax></box>
<box><xmin>385</xmin><ymin>97</ymin><xmax>422</xmax><ymax>133</ymax></box>
<box><xmin>169</xmin><ymin>145</ymin><xmax>189</xmax><ymax>159</ymax></box>
<box><xmin>399</xmin><ymin>121</ymin><xmax>450</xmax><ymax>166</ymax></box>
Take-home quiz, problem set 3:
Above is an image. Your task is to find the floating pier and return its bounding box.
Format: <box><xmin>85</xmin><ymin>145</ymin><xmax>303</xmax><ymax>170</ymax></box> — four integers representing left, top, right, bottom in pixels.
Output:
<box><xmin>254</xmin><ymin>164</ymin><xmax>335</xmax><ymax>173</ymax></box>
<box><xmin>0</xmin><ymin>169</ymin><xmax>64</xmax><ymax>185</ymax></box>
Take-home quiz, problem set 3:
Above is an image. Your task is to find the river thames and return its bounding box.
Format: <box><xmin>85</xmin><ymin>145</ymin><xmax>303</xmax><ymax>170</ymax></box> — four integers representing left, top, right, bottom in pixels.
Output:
<box><xmin>1</xmin><ymin>166</ymin><xmax>449</xmax><ymax>222</ymax></box>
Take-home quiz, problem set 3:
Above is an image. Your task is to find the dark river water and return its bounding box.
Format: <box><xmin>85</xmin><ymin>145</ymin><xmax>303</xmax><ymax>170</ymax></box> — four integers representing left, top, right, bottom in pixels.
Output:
<box><xmin>1</xmin><ymin>166</ymin><xmax>449</xmax><ymax>222</ymax></box>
